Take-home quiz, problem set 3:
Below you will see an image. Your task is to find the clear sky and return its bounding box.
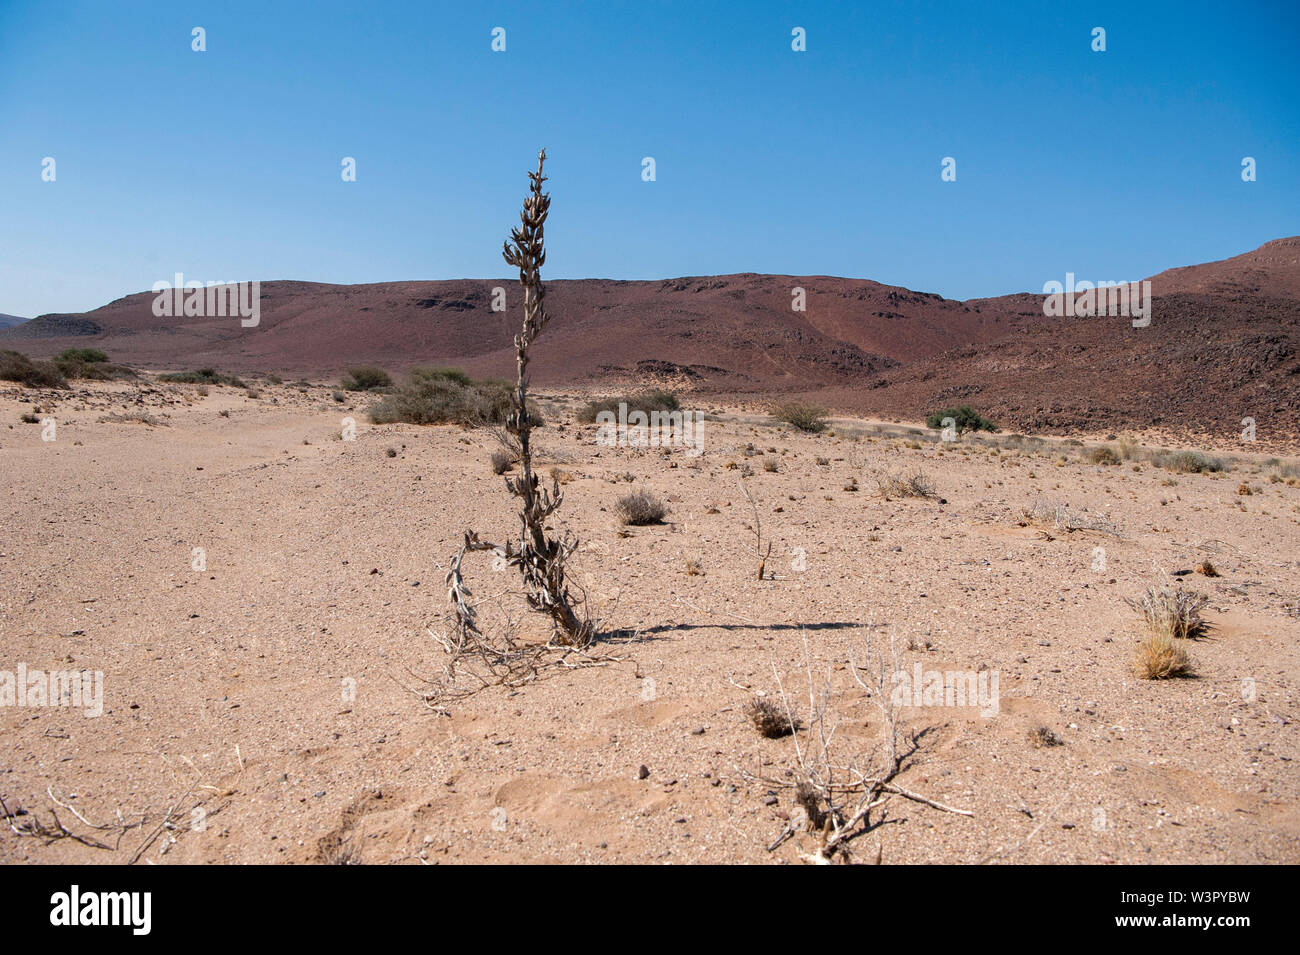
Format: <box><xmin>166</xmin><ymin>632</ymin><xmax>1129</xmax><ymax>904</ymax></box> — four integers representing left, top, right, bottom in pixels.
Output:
<box><xmin>2</xmin><ymin>0</ymin><xmax>1298</xmax><ymax>318</ymax></box>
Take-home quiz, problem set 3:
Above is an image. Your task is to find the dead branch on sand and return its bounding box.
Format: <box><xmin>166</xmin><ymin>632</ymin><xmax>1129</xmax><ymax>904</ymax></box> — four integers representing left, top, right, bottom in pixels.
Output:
<box><xmin>744</xmin><ymin>628</ymin><xmax>971</xmax><ymax>863</ymax></box>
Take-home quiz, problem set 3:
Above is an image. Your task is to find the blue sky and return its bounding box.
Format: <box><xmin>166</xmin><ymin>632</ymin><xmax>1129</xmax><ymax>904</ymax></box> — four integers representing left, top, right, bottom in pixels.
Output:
<box><xmin>2</xmin><ymin>0</ymin><xmax>1297</xmax><ymax>318</ymax></box>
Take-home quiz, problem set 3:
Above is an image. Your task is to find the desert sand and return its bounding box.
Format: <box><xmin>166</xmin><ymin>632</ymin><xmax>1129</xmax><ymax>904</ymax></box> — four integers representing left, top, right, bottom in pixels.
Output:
<box><xmin>1</xmin><ymin>378</ymin><xmax>1297</xmax><ymax>864</ymax></box>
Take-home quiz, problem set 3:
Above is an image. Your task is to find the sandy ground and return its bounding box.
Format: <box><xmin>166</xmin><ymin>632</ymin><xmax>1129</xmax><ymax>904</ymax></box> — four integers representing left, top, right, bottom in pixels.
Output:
<box><xmin>1</xmin><ymin>378</ymin><xmax>1297</xmax><ymax>865</ymax></box>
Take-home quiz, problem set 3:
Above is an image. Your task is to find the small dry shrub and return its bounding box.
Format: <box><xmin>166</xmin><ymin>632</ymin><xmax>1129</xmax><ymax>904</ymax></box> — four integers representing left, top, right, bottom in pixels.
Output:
<box><xmin>1088</xmin><ymin>446</ymin><xmax>1121</xmax><ymax>466</ymax></box>
<box><xmin>1126</xmin><ymin>585</ymin><xmax>1209</xmax><ymax>640</ymax></box>
<box><xmin>1195</xmin><ymin>560</ymin><xmax>1219</xmax><ymax>577</ymax></box>
<box><xmin>97</xmin><ymin>412</ymin><xmax>168</xmax><ymax>426</ymax></box>
<box><xmin>873</xmin><ymin>470</ymin><xmax>935</xmax><ymax>499</ymax></box>
<box><xmin>762</xmin><ymin>457</ymin><xmax>779</xmax><ymax>473</ymax></box>
<box><xmin>490</xmin><ymin>449</ymin><xmax>514</xmax><ymax>474</ymax></box>
<box><xmin>614</xmin><ymin>490</ymin><xmax>667</xmax><ymax>525</ymax></box>
<box><xmin>1027</xmin><ymin>726</ymin><xmax>1064</xmax><ymax>748</ymax></box>
<box><xmin>1135</xmin><ymin>631</ymin><xmax>1193</xmax><ymax>680</ymax></box>
<box><xmin>747</xmin><ymin>696</ymin><xmax>797</xmax><ymax>738</ymax></box>
<box><xmin>1162</xmin><ymin>450</ymin><xmax>1226</xmax><ymax>474</ymax></box>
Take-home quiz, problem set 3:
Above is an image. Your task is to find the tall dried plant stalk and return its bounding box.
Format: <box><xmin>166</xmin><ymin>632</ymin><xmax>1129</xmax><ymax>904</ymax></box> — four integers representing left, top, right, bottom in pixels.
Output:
<box><xmin>446</xmin><ymin>149</ymin><xmax>592</xmax><ymax>648</ymax></box>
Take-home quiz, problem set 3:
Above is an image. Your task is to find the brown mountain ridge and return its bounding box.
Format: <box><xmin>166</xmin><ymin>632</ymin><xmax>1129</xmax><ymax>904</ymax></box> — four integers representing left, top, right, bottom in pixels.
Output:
<box><xmin>5</xmin><ymin>238</ymin><xmax>1298</xmax><ymax>440</ymax></box>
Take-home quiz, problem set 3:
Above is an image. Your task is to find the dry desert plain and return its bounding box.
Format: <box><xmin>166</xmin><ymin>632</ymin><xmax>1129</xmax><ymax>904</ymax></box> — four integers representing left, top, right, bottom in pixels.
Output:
<box><xmin>1</xmin><ymin>376</ymin><xmax>1298</xmax><ymax>864</ymax></box>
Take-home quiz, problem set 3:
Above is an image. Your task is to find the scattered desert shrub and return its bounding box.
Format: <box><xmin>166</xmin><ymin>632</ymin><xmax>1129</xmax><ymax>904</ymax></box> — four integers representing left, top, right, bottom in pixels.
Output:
<box><xmin>771</xmin><ymin>402</ymin><xmax>828</xmax><ymax>433</ymax></box>
<box><xmin>925</xmin><ymin>405</ymin><xmax>997</xmax><ymax>434</ymax></box>
<box><xmin>340</xmin><ymin>365</ymin><xmax>392</xmax><ymax>392</ymax></box>
<box><xmin>577</xmin><ymin>389</ymin><xmax>679</xmax><ymax>423</ymax></box>
<box><xmin>56</xmin><ymin>347</ymin><xmax>108</xmax><ymax>364</ymax></box>
<box><xmin>159</xmin><ymin>368</ymin><xmax>246</xmax><ymax>388</ymax></box>
<box><xmin>0</xmin><ymin>350</ymin><xmax>68</xmax><ymax>389</ymax></box>
<box><xmin>1087</xmin><ymin>445</ymin><xmax>1121</xmax><ymax>466</ymax></box>
<box><xmin>331</xmin><ymin>390</ymin><xmax>346</xmax><ymax>402</ymax></box>
<box><xmin>490</xmin><ymin>449</ymin><xmax>514</xmax><ymax>474</ymax></box>
<box><xmin>614</xmin><ymin>489</ymin><xmax>668</xmax><ymax>525</ymax></box>
<box><xmin>762</xmin><ymin>457</ymin><xmax>779</xmax><ymax>472</ymax></box>
<box><xmin>369</xmin><ymin>367</ymin><xmax>526</xmax><ymax>427</ymax></box>
<box><xmin>873</xmin><ymin>470</ymin><xmax>935</xmax><ymax>499</ymax></box>
<box><xmin>68</xmin><ymin>362</ymin><xmax>133</xmax><ymax>381</ymax></box>
<box><xmin>1019</xmin><ymin>501</ymin><xmax>1122</xmax><ymax>536</ymax></box>
<box><xmin>97</xmin><ymin>411</ymin><xmax>168</xmax><ymax>426</ymax></box>
<box><xmin>19</xmin><ymin>411</ymin><xmax>39</xmax><ymax>423</ymax></box>
<box><xmin>747</xmin><ymin>696</ymin><xmax>797</xmax><ymax>738</ymax></box>
<box><xmin>53</xmin><ymin>353</ymin><xmax>136</xmax><ymax>381</ymax></box>
<box><xmin>1126</xmin><ymin>585</ymin><xmax>1209</xmax><ymax>640</ymax></box>
<box><xmin>1135</xmin><ymin>631</ymin><xmax>1194</xmax><ymax>680</ymax></box>
<box><xmin>1160</xmin><ymin>450</ymin><xmax>1227</xmax><ymax>474</ymax></box>
<box><xmin>1028</xmin><ymin>726</ymin><xmax>1064</xmax><ymax>748</ymax></box>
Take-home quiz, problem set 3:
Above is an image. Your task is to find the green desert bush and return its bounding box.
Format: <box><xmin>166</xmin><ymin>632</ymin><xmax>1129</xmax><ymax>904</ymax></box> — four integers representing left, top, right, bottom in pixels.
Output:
<box><xmin>56</xmin><ymin>347</ymin><xmax>109</xmax><ymax>364</ymax></box>
<box><xmin>340</xmin><ymin>365</ymin><xmax>392</xmax><ymax>392</ymax></box>
<box><xmin>770</xmin><ymin>402</ymin><xmax>828</xmax><ymax>433</ymax></box>
<box><xmin>158</xmin><ymin>368</ymin><xmax>247</xmax><ymax>388</ymax></box>
<box><xmin>578</xmin><ymin>389</ymin><xmax>680</xmax><ymax>424</ymax></box>
<box><xmin>0</xmin><ymin>350</ymin><xmax>68</xmax><ymax>389</ymax></box>
<box><xmin>925</xmin><ymin>405</ymin><xmax>997</xmax><ymax>434</ymax></box>
<box><xmin>413</xmin><ymin>366</ymin><xmax>472</xmax><ymax>387</ymax></box>
<box><xmin>369</xmin><ymin>367</ymin><xmax>530</xmax><ymax>427</ymax></box>
<box><xmin>53</xmin><ymin>348</ymin><xmax>135</xmax><ymax>381</ymax></box>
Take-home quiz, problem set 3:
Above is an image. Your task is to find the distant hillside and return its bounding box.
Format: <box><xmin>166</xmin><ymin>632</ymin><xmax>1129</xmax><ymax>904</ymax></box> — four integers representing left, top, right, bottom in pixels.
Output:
<box><xmin>3</xmin><ymin>238</ymin><xmax>1298</xmax><ymax>438</ymax></box>
<box><xmin>0</xmin><ymin>314</ymin><xmax>28</xmax><ymax>330</ymax></box>
<box><xmin>0</xmin><ymin>275</ymin><xmax>1024</xmax><ymax>389</ymax></box>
